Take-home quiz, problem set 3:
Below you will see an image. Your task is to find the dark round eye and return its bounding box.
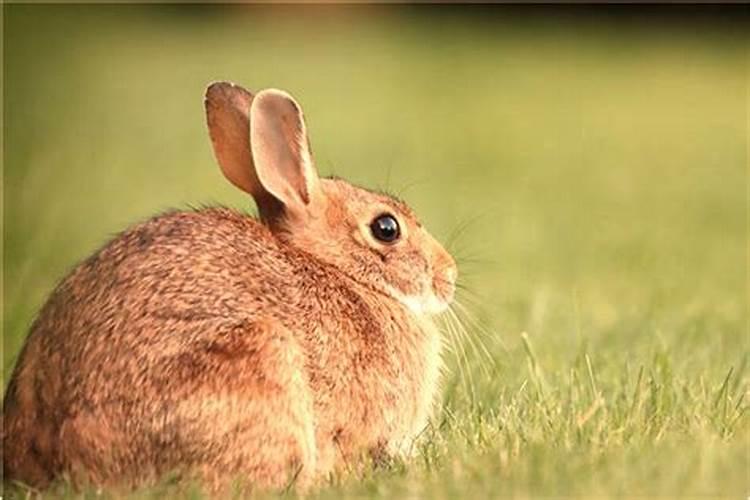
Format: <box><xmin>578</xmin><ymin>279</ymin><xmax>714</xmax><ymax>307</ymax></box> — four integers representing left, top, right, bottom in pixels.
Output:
<box><xmin>370</xmin><ymin>213</ymin><xmax>401</xmax><ymax>243</ymax></box>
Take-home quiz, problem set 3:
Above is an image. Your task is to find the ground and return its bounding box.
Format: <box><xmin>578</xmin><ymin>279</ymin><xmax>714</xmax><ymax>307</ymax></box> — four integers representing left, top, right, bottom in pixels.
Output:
<box><xmin>3</xmin><ymin>5</ymin><xmax>747</xmax><ymax>498</ymax></box>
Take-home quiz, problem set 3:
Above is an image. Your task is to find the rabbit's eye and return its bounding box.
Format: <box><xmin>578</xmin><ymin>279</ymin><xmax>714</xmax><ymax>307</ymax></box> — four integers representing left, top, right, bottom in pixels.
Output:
<box><xmin>370</xmin><ymin>214</ymin><xmax>400</xmax><ymax>244</ymax></box>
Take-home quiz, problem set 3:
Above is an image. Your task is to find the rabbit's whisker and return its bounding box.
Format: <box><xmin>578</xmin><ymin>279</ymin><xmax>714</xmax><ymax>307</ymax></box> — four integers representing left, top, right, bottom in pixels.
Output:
<box><xmin>447</xmin><ymin>304</ymin><xmax>492</xmax><ymax>379</ymax></box>
<box><xmin>447</xmin><ymin>308</ymin><xmax>481</xmax><ymax>400</ymax></box>
<box><xmin>453</xmin><ymin>297</ymin><xmax>505</xmax><ymax>358</ymax></box>
<box><xmin>438</xmin><ymin>311</ymin><xmax>476</xmax><ymax>406</ymax></box>
<box><xmin>443</xmin><ymin>211</ymin><xmax>492</xmax><ymax>255</ymax></box>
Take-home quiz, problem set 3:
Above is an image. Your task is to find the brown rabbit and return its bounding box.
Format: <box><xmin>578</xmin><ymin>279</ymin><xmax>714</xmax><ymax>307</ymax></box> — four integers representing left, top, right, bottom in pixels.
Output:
<box><xmin>2</xmin><ymin>82</ymin><xmax>457</xmax><ymax>493</ymax></box>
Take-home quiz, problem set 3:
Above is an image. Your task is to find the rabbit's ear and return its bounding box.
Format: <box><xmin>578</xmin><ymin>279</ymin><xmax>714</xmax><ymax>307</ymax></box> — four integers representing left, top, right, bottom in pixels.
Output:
<box><xmin>249</xmin><ymin>89</ymin><xmax>321</xmax><ymax>221</ymax></box>
<box><xmin>205</xmin><ymin>82</ymin><xmax>282</xmax><ymax>219</ymax></box>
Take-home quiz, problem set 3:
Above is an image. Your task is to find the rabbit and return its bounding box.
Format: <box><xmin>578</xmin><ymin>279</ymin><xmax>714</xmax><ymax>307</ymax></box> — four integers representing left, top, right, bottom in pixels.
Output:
<box><xmin>2</xmin><ymin>82</ymin><xmax>457</xmax><ymax>493</ymax></box>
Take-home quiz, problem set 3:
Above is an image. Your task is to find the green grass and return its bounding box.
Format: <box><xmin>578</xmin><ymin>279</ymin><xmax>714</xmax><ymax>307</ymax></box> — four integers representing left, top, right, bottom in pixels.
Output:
<box><xmin>3</xmin><ymin>5</ymin><xmax>748</xmax><ymax>498</ymax></box>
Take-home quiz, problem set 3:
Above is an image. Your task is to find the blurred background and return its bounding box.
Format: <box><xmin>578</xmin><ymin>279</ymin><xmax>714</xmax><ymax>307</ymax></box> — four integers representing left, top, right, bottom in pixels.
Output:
<box><xmin>3</xmin><ymin>5</ymin><xmax>747</xmax><ymax>496</ymax></box>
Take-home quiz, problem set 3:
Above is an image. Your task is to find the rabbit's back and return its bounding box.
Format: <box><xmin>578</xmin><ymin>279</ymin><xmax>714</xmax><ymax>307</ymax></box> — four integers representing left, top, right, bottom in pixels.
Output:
<box><xmin>3</xmin><ymin>207</ymin><xmax>314</xmax><ymax>487</ymax></box>
<box><xmin>34</xmin><ymin>207</ymin><xmax>298</xmax><ymax>388</ymax></box>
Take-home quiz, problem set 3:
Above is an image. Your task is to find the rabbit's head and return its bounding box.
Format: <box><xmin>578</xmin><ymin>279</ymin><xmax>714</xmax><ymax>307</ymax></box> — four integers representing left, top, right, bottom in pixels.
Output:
<box><xmin>205</xmin><ymin>82</ymin><xmax>456</xmax><ymax>315</ymax></box>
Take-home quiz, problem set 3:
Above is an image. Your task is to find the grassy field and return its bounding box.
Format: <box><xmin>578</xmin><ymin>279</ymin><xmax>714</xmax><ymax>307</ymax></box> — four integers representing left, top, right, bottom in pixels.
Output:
<box><xmin>3</xmin><ymin>5</ymin><xmax>748</xmax><ymax>498</ymax></box>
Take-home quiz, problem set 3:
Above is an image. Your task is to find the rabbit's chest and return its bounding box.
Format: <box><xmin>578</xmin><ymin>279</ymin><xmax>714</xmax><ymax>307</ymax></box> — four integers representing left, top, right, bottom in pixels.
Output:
<box><xmin>311</xmin><ymin>311</ymin><xmax>443</xmax><ymax>466</ymax></box>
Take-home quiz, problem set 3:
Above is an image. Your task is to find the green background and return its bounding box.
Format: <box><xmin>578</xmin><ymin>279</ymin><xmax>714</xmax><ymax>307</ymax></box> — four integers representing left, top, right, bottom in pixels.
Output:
<box><xmin>3</xmin><ymin>5</ymin><xmax>748</xmax><ymax>498</ymax></box>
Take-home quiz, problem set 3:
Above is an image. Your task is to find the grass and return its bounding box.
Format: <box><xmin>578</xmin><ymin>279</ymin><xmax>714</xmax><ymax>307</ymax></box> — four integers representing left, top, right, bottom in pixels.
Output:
<box><xmin>3</xmin><ymin>5</ymin><xmax>748</xmax><ymax>498</ymax></box>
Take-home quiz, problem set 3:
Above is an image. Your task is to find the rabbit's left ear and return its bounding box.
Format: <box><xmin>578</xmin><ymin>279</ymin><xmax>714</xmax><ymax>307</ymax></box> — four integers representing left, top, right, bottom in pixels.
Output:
<box><xmin>249</xmin><ymin>89</ymin><xmax>322</xmax><ymax>221</ymax></box>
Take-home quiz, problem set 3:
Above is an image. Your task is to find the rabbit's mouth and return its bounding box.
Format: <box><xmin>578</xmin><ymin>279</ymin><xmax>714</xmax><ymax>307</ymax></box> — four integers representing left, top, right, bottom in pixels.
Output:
<box><xmin>397</xmin><ymin>292</ymin><xmax>451</xmax><ymax>316</ymax></box>
<box><xmin>432</xmin><ymin>267</ymin><xmax>457</xmax><ymax>307</ymax></box>
<box><xmin>386</xmin><ymin>278</ymin><xmax>454</xmax><ymax>317</ymax></box>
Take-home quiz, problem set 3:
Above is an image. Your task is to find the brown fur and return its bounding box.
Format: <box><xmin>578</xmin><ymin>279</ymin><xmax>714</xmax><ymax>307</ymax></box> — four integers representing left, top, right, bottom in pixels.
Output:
<box><xmin>3</xmin><ymin>84</ymin><xmax>457</xmax><ymax>493</ymax></box>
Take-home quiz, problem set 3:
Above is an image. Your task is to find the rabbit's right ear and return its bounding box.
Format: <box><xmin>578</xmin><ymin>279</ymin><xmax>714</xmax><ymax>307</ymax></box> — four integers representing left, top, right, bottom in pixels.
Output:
<box><xmin>248</xmin><ymin>89</ymin><xmax>322</xmax><ymax>223</ymax></box>
<box><xmin>205</xmin><ymin>82</ymin><xmax>282</xmax><ymax>220</ymax></box>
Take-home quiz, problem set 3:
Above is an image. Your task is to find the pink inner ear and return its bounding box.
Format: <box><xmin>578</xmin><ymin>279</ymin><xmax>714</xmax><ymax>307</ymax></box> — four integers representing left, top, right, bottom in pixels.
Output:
<box><xmin>279</xmin><ymin>114</ymin><xmax>312</xmax><ymax>205</ymax></box>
